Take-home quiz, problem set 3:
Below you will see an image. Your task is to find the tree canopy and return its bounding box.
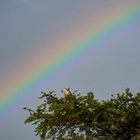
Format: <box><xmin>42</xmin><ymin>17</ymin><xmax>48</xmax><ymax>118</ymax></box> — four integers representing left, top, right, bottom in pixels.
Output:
<box><xmin>23</xmin><ymin>88</ymin><xmax>140</xmax><ymax>140</ymax></box>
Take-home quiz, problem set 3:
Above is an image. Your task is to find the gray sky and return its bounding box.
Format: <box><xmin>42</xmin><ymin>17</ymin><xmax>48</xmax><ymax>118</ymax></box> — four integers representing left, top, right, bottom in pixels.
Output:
<box><xmin>0</xmin><ymin>0</ymin><xmax>140</xmax><ymax>140</ymax></box>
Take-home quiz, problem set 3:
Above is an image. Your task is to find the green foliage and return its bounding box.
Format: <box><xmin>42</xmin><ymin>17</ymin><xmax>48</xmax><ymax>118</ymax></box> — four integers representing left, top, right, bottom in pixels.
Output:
<box><xmin>23</xmin><ymin>88</ymin><xmax>140</xmax><ymax>140</ymax></box>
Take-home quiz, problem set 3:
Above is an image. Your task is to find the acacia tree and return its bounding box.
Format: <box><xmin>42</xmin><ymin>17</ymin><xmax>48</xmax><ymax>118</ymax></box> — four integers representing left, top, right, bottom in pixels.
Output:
<box><xmin>23</xmin><ymin>88</ymin><xmax>140</xmax><ymax>140</ymax></box>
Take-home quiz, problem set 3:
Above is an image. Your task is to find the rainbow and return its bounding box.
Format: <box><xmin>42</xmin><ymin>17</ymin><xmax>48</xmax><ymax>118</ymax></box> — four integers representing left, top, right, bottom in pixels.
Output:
<box><xmin>0</xmin><ymin>1</ymin><xmax>140</xmax><ymax>123</ymax></box>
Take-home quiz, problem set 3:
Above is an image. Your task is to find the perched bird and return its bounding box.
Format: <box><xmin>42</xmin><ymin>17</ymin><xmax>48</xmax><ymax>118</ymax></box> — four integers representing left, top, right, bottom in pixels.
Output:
<box><xmin>63</xmin><ymin>88</ymin><xmax>71</xmax><ymax>97</ymax></box>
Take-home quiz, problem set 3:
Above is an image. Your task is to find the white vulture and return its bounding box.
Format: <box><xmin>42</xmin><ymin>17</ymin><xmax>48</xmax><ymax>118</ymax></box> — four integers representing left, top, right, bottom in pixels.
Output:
<box><xmin>63</xmin><ymin>88</ymin><xmax>71</xmax><ymax>97</ymax></box>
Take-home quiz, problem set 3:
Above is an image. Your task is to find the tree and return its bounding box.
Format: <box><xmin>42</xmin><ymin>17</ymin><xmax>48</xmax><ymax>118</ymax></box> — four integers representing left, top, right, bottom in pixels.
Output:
<box><xmin>23</xmin><ymin>88</ymin><xmax>140</xmax><ymax>140</ymax></box>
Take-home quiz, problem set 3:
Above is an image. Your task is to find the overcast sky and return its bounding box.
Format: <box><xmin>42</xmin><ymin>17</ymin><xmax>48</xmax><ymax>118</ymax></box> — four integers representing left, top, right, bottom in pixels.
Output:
<box><xmin>0</xmin><ymin>1</ymin><xmax>140</xmax><ymax>140</ymax></box>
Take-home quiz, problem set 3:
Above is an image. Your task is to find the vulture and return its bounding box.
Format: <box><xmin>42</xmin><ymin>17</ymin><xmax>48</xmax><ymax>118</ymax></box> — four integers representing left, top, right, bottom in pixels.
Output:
<box><xmin>63</xmin><ymin>88</ymin><xmax>71</xmax><ymax>97</ymax></box>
